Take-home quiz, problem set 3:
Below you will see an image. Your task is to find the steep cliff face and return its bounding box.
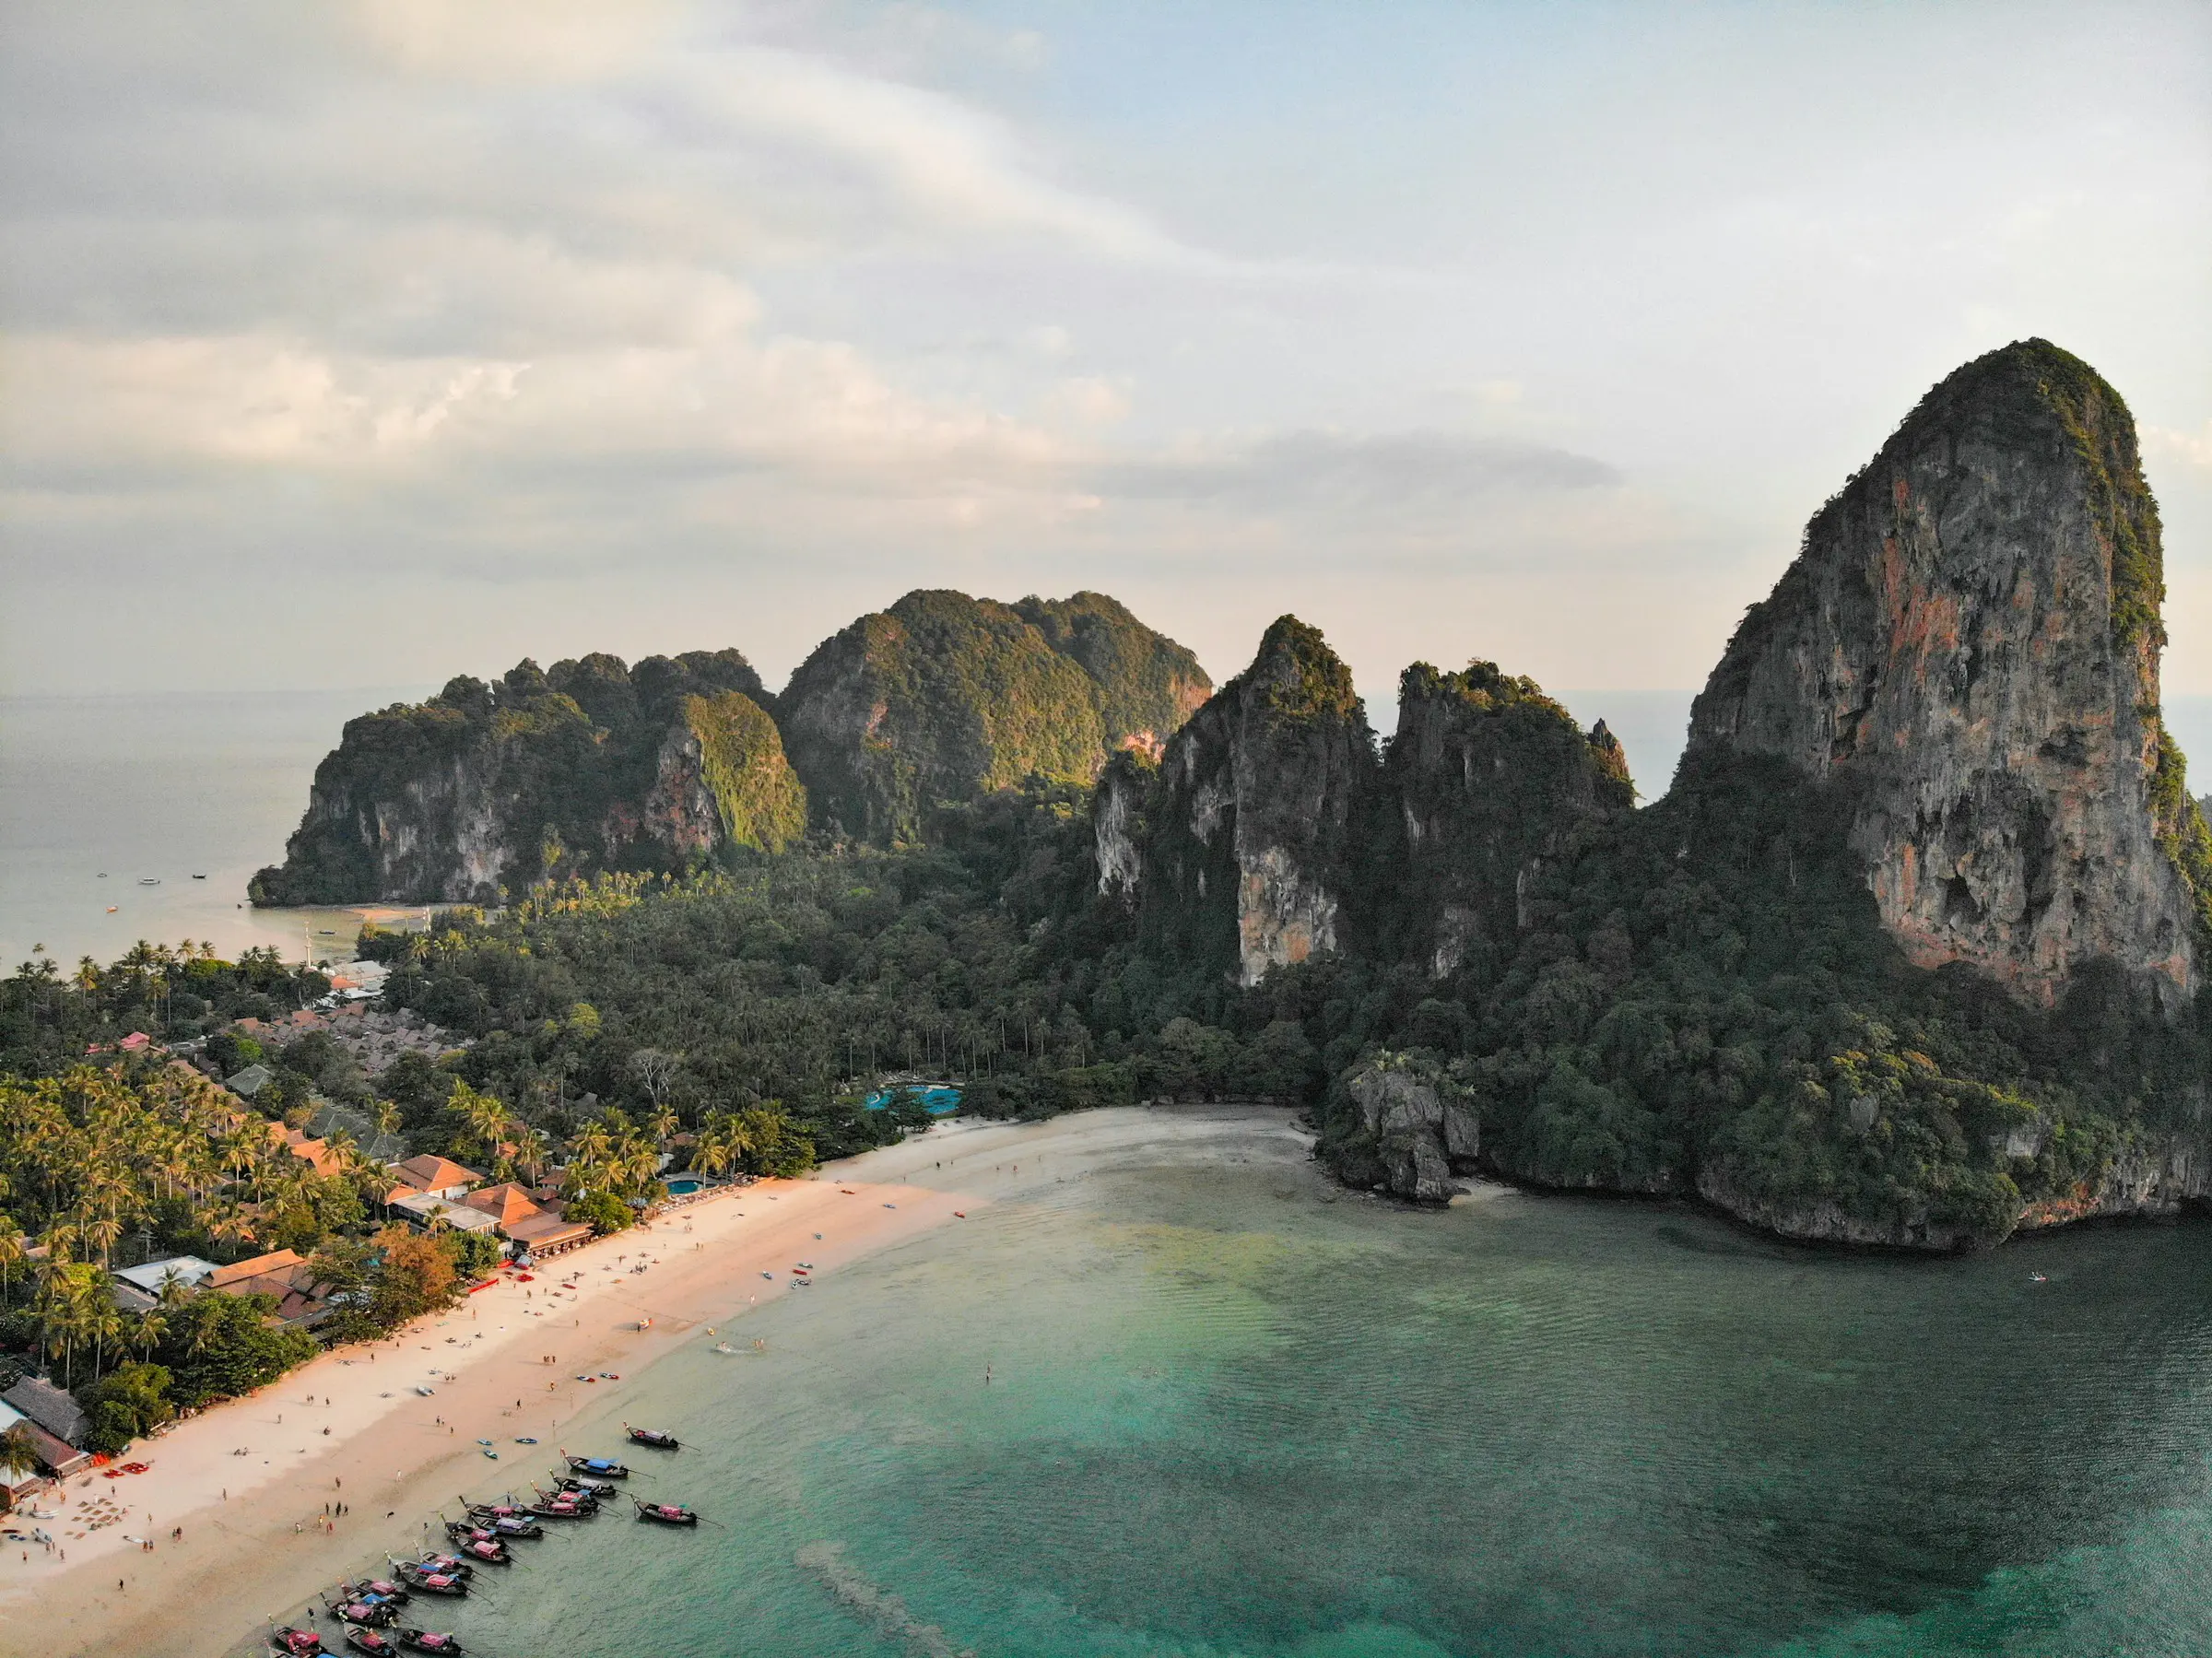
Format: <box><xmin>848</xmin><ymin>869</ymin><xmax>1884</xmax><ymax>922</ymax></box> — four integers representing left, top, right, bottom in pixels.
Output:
<box><xmin>1381</xmin><ymin>662</ymin><xmax>1635</xmax><ymax>978</ymax></box>
<box><xmin>1119</xmin><ymin>617</ymin><xmax>1376</xmax><ymax>987</ymax></box>
<box><xmin>253</xmin><ymin>651</ymin><xmax>800</xmax><ymax>904</ymax></box>
<box><xmin>1688</xmin><ymin>338</ymin><xmax>2208</xmax><ymax>1010</ymax></box>
<box><xmin>779</xmin><ymin>589</ymin><xmax>1211</xmax><ymax>844</ymax></box>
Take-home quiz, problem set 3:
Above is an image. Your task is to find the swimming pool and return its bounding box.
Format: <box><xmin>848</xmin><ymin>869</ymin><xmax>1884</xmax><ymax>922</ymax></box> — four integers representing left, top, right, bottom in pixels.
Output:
<box><xmin>864</xmin><ymin>1085</ymin><xmax>963</xmax><ymax>1116</ymax></box>
<box><xmin>665</xmin><ymin>1178</ymin><xmax>703</xmax><ymax>1195</ymax></box>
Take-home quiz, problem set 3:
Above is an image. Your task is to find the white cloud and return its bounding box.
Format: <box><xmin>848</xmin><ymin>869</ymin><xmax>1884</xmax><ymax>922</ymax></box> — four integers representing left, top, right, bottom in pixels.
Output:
<box><xmin>2146</xmin><ymin>421</ymin><xmax>2212</xmax><ymax>471</ymax></box>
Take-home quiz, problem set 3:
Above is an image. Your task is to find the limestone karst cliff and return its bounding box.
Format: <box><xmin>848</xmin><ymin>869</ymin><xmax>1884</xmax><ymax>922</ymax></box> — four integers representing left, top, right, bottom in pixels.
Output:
<box><xmin>1378</xmin><ymin>662</ymin><xmax>1635</xmax><ymax>979</ymax></box>
<box><xmin>779</xmin><ymin>589</ymin><xmax>1211</xmax><ymax>844</ymax></box>
<box><xmin>252</xmin><ymin>650</ymin><xmax>803</xmax><ymax>905</ymax></box>
<box><xmin>1689</xmin><ymin>338</ymin><xmax>2209</xmax><ymax>1010</ymax></box>
<box><xmin>1110</xmin><ymin>616</ymin><xmax>1375</xmax><ymax>987</ymax></box>
<box><xmin>1312</xmin><ymin>340</ymin><xmax>2212</xmax><ymax>1244</ymax></box>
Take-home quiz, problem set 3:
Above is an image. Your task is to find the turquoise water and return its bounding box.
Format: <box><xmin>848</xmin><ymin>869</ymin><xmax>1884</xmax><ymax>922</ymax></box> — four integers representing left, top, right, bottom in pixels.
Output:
<box><xmin>865</xmin><ymin>1085</ymin><xmax>965</xmax><ymax>1115</ymax></box>
<box><xmin>374</xmin><ymin>1129</ymin><xmax>2212</xmax><ymax>1657</ymax></box>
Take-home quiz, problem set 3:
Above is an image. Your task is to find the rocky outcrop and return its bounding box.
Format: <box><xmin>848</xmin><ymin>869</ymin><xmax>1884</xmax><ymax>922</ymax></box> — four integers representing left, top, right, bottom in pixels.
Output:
<box><xmin>1688</xmin><ymin>338</ymin><xmax>2209</xmax><ymax>1011</ymax></box>
<box><xmin>779</xmin><ymin>589</ymin><xmax>1211</xmax><ymax>844</ymax></box>
<box><xmin>1324</xmin><ymin>1051</ymin><xmax>1479</xmax><ymax>1202</ymax></box>
<box><xmin>1382</xmin><ymin>662</ymin><xmax>1635</xmax><ymax>976</ymax></box>
<box><xmin>253</xmin><ymin>651</ymin><xmax>799</xmax><ymax>904</ymax></box>
<box><xmin>1123</xmin><ymin>617</ymin><xmax>1376</xmax><ymax>986</ymax></box>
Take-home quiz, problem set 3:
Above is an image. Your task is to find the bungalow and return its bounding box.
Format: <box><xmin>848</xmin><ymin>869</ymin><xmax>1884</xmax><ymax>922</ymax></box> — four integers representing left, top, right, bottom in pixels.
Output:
<box><xmin>459</xmin><ymin>1182</ymin><xmax>541</xmax><ymax>1232</ymax></box>
<box><xmin>224</xmin><ymin>1063</ymin><xmax>274</xmax><ymax>1099</ymax></box>
<box><xmin>206</xmin><ymin>1249</ymin><xmax>335</xmax><ymax>1328</ymax></box>
<box><xmin>2</xmin><ymin>1376</ymin><xmax>89</xmax><ymax>1455</ymax></box>
<box><xmin>113</xmin><ymin>1255</ymin><xmax>219</xmax><ymax>1298</ymax></box>
<box><xmin>387</xmin><ymin>1155</ymin><xmax>484</xmax><ymax>1203</ymax></box>
<box><xmin>503</xmin><ymin>1210</ymin><xmax>594</xmax><ymax>1259</ymax></box>
<box><xmin>0</xmin><ymin>1395</ymin><xmax>88</xmax><ymax>1496</ymax></box>
<box><xmin>387</xmin><ymin>1192</ymin><xmax>501</xmax><ymax>1237</ymax></box>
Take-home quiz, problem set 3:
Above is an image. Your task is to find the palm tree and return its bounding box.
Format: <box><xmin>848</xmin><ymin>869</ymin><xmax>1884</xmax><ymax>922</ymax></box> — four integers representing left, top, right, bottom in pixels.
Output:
<box><xmin>0</xmin><ymin>1221</ymin><xmax>24</xmax><ymax>1301</ymax></box>
<box><xmin>0</xmin><ymin>1422</ymin><xmax>41</xmax><ymax>1486</ymax></box>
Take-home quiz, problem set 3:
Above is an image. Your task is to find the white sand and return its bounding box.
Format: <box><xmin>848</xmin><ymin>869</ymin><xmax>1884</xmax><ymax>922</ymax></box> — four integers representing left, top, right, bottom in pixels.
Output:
<box><xmin>0</xmin><ymin>1104</ymin><xmax>1308</xmax><ymax>1658</ymax></box>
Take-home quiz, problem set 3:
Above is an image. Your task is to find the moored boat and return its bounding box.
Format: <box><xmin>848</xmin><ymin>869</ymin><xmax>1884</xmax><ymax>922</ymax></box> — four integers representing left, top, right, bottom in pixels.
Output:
<box><xmin>624</xmin><ymin>1424</ymin><xmax>680</xmax><ymax>1451</ymax></box>
<box><xmin>392</xmin><ymin>1560</ymin><xmax>468</xmax><ymax>1597</ymax></box>
<box><xmin>632</xmin><ymin>1497</ymin><xmax>700</xmax><ymax>1526</ymax></box>
<box><xmin>554</xmin><ymin>1474</ymin><xmax>618</xmax><ymax>1499</ymax></box>
<box><xmin>271</xmin><ymin>1627</ymin><xmax>326</xmax><ymax>1655</ymax></box>
<box><xmin>326</xmin><ymin>1599</ymin><xmax>397</xmax><ymax>1629</ymax></box>
<box><xmin>561</xmin><ymin>1450</ymin><xmax>629</xmax><ymax>1477</ymax></box>
<box><xmin>345</xmin><ymin>1629</ymin><xmax>400</xmax><ymax>1657</ymax></box>
<box><xmin>398</xmin><ymin>1631</ymin><xmax>467</xmax><ymax>1654</ymax></box>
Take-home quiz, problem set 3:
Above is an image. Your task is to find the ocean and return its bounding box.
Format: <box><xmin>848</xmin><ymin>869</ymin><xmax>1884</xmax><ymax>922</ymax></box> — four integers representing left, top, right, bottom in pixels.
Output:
<box><xmin>344</xmin><ymin>1131</ymin><xmax>2212</xmax><ymax>1658</ymax></box>
<box><xmin>0</xmin><ymin>688</ymin><xmax>421</xmax><ymax>968</ymax></box>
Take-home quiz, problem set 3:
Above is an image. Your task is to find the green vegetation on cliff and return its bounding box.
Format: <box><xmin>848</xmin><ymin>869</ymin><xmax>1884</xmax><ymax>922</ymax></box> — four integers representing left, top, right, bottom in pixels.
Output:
<box><xmin>680</xmin><ymin>690</ymin><xmax>808</xmax><ymax>854</ymax></box>
<box><xmin>253</xmin><ymin>649</ymin><xmax>794</xmax><ymax>905</ymax></box>
<box><xmin>779</xmin><ymin>589</ymin><xmax>1210</xmax><ymax>844</ymax></box>
<box><xmin>1014</xmin><ymin>591</ymin><xmax>1213</xmax><ymax>751</ymax></box>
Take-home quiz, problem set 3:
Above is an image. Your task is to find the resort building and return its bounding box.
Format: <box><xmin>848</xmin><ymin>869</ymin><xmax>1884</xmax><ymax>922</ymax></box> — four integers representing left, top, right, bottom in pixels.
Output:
<box><xmin>0</xmin><ymin>1377</ymin><xmax>94</xmax><ymax>1479</ymax></box>
<box><xmin>387</xmin><ymin>1191</ymin><xmax>502</xmax><ymax>1237</ymax></box>
<box><xmin>386</xmin><ymin>1155</ymin><xmax>484</xmax><ymax>1202</ymax></box>
<box><xmin>206</xmin><ymin>1249</ymin><xmax>337</xmax><ymax>1328</ymax></box>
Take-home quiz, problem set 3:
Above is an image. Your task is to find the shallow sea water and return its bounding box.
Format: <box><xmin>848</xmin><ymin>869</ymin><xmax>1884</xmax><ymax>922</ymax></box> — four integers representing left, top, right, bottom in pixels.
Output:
<box><xmin>398</xmin><ymin>1137</ymin><xmax>2212</xmax><ymax>1658</ymax></box>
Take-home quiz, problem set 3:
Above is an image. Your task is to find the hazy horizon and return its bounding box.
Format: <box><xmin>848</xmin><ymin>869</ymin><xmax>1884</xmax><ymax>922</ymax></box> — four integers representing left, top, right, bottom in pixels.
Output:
<box><xmin>4</xmin><ymin>1</ymin><xmax>2208</xmax><ymax>704</ymax></box>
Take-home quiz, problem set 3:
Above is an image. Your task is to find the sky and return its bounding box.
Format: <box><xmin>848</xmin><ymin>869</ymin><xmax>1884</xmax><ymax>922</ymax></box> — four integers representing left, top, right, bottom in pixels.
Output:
<box><xmin>3</xmin><ymin>0</ymin><xmax>2208</xmax><ymax>718</ymax></box>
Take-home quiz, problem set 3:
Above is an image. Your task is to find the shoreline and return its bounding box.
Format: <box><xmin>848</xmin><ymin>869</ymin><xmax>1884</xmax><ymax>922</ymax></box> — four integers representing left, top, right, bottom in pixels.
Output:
<box><xmin>0</xmin><ymin>1104</ymin><xmax>1309</xmax><ymax>1658</ymax></box>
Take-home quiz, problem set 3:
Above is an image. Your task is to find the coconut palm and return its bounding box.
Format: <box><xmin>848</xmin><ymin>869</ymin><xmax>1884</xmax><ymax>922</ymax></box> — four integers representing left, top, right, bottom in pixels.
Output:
<box><xmin>0</xmin><ymin>1422</ymin><xmax>41</xmax><ymax>1485</ymax></box>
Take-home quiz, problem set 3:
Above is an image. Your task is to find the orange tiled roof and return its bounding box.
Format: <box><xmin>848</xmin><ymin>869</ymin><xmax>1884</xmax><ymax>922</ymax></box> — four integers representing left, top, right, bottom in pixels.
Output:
<box><xmin>460</xmin><ymin>1182</ymin><xmax>542</xmax><ymax>1228</ymax></box>
<box><xmin>207</xmin><ymin>1248</ymin><xmax>304</xmax><ymax>1289</ymax></box>
<box><xmin>392</xmin><ymin>1155</ymin><xmax>484</xmax><ymax>1192</ymax></box>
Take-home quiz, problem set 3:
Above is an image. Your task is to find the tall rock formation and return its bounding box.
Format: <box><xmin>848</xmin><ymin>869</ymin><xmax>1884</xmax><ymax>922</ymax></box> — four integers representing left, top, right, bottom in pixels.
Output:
<box><xmin>1688</xmin><ymin>338</ymin><xmax>2209</xmax><ymax>1009</ymax></box>
<box><xmin>1382</xmin><ymin>662</ymin><xmax>1635</xmax><ymax>977</ymax></box>
<box><xmin>252</xmin><ymin>650</ymin><xmax>804</xmax><ymax>905</ymax></box>
<box><xmin>1111</xmin><ymin>617</ymin><xmax>1376</xmax><ymax>987</ymax></box>
<box><xmin>778</xmin><ymin>589</ymin><xmax>1210</xmax><ymax>844</ymax></box>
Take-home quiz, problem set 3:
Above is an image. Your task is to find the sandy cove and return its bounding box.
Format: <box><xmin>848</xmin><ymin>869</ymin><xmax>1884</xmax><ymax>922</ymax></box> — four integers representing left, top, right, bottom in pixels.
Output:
<box><xmin>0</xmin><ymin>1104</ymin><xmax>1308</xmax><ymax>1658</ymax></box>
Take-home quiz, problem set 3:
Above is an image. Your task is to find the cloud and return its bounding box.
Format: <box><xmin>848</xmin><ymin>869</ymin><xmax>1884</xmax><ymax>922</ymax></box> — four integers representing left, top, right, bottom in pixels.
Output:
<box><xmin>1099</xmin><ymin>430</ymin><xmax>1621</xmax><ymax>512</ymax></box>
<box><xmin>2146</xmin><ymin>421</ymin><xmax>2212</xmax><ymax>471</ymax></box>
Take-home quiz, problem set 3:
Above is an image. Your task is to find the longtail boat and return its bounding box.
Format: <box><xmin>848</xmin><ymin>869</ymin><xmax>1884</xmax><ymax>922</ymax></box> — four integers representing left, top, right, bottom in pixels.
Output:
<box><xmin>525</xmin><ymin>1485</ymin><xmax>595</xmax><ymax>1518</ymax></box>
<box><xmin>325</xmin><ymin>1598</ymin><xmax>397</xmax><ymax>1629</ymax></box>
<box><xmin>560</xmin><ymin>1450</ymin><xmax>629</xmax><ymax>1477</ymax></box>
<box><xmin>344</xmin><ymin>1630</ymin><xmax>400</xmax><ymax>1657</ymax></box>
<box><xmin>398</xmin><ymin>1632</ymin><xmax>468</xmax><ymax>1654</ymax></box>
<box><xmin>632</xmin><ymin>1497</ymin><xmax>700</xmax><ymax>1526</ymax></box>
<box><xmin>270</xmin><ymin>1627</ymin><xmax>325</xmax><ymax>1655</ymax></box>
<box><xmin>391</xmin><ymin>1560</ymin><xmax>468</xmax><ymax>1597</ymax></box>
<box><xmin>554</xmin><ymin>1474</ymin><xmax>618</xmax><ymax>1499</ymax></box>
<box><xmin>624</xmin><ymin>1424</ymin><xmax>679</xmax><ymax>1451</ymax></box>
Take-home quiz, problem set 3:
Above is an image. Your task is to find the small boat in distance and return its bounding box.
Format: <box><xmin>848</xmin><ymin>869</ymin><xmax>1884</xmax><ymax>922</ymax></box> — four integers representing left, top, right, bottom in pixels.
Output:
<box><xmin>625</xmin><ymin>1424</ymin><xmax>679</xmax><ymax>1450</ymax></box>
<box><xmin>138</xmin><ymin>877</ymin><xmax>159</xmax><ymax>886</ymax></box>
<box><xmin>193</xmin><ymin>873</ymin><xmax>207</xmax><ymax>879</ymax></box>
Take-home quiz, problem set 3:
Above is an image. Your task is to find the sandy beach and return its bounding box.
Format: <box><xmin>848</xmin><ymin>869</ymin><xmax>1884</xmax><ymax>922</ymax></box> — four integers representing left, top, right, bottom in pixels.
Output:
<box><xmin>0</xmin><ymin>1104</ymin><xmax>1308</xmax><ymax>1658</ymax></box>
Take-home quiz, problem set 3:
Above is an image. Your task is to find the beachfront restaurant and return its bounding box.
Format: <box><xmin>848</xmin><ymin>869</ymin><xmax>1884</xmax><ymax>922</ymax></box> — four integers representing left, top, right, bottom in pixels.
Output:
<box><xmin>0</xmin><ymin>1379</ymin><xmax>94</xmax><ymax>1484</ymax></box>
